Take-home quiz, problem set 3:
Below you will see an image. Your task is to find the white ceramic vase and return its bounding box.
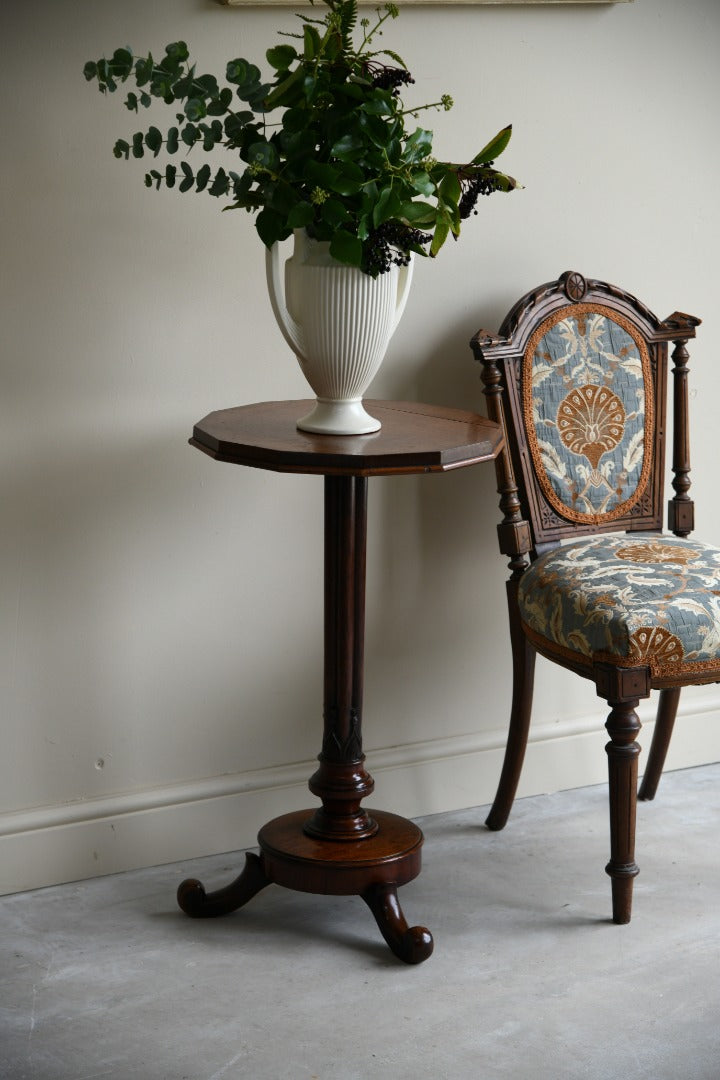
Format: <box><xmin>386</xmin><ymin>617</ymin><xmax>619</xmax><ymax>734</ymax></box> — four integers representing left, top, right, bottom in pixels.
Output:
<box><xmin>266</xmin><ymin>229</ymin><xmax>414</xmax><ymax>435</ymax></box>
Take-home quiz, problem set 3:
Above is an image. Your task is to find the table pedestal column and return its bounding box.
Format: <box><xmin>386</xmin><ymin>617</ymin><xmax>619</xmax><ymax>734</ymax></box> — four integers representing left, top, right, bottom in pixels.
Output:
<box><xmin>178</xmin><ymin>476</ymin><xmax>433</xmax><ymax>963</ymax></box>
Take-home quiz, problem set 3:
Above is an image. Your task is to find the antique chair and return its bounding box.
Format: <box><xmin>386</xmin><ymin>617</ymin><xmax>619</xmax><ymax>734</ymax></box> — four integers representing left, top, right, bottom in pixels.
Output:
<box><xmin>470</xmin><ymin>271</ymin><xmax>720</xmax><ymax>924</ymax></box>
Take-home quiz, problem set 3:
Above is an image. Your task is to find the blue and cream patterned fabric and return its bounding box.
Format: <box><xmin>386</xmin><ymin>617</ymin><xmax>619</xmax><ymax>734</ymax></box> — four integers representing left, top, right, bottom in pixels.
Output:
<box><xmin>519</xmin><ymin>535</ymin><xmax>720</xmax><ymax>680</ymax></box>
<box><xmin>524</xmin><ymin>305</ymin><xmax>653</xmax><ymax>524</ymax></box>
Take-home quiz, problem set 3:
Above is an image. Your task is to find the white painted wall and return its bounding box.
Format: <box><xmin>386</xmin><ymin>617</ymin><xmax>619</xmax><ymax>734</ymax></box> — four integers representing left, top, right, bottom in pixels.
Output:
<box><xmin>2</xmin><ymin>0</ymin><xmax>719</xmax><ymax>895</ymax></box>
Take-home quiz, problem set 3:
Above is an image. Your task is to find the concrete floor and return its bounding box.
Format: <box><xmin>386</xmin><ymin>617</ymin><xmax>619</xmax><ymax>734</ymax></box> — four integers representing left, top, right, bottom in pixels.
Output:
<box><xmin>2</xmin><ymin>763</ymin><xmax>719</xmax><ymax>1080</ymax></box>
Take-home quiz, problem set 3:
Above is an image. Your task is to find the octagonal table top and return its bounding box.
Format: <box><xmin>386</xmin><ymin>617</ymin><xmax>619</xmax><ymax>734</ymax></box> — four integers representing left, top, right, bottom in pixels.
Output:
<box><xmin>190</xmin><ymin>399</ymin><xmax>503</xmax><ymax>478</ymax></box>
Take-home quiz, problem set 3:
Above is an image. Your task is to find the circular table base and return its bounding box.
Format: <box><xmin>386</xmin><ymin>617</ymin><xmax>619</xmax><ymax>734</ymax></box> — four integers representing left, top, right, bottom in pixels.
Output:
<box><xmin>258</xmin><ymin>808</ymin><xmax>423</xmax><ymax>896</ymax></box>
<box><xmin>177</xmin><ymin>808</ymin><xmax>433</xmax><ymax>963</ymax></box>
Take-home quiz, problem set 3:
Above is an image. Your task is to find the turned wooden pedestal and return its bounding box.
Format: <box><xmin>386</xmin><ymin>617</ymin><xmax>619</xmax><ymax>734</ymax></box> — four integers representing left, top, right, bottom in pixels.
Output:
<box><xmin>176</xmin><ymin>399</ymin><xmax>502</xmax><ymax>963</ymax></box>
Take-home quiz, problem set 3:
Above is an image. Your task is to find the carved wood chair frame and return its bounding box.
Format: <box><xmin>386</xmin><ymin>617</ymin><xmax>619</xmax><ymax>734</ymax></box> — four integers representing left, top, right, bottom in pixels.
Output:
<box><xmin>471</xmin><ymin>270</ymin><xmax>705</xmax><ymax>923</ymax></box>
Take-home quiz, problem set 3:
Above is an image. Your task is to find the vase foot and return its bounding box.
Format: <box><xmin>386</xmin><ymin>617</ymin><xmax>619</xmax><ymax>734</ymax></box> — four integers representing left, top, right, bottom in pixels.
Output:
<box><xmin>297</xmin><ymin>399</ymin><xmax>381</xmax><ymax>436</ymax></box>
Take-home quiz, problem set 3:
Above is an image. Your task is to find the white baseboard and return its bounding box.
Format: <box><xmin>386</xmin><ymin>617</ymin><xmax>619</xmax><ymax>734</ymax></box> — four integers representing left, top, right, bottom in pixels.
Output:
<box><xmin>2</xmin><ymin>695</ymin><xmax>719</xmax><ymax>896</ymax></box>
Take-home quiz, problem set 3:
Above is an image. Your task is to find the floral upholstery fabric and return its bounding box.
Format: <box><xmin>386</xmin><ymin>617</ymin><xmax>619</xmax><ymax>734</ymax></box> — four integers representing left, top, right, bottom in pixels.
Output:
<box><xmin>524</xmin><ymin>305</ymin><xmax>653</xmax><ymax>524</ymax></box>
<box><xmin>518</xmin><ymin>535</ymin><xmax>720</xmax><ymax>679</ymax></box>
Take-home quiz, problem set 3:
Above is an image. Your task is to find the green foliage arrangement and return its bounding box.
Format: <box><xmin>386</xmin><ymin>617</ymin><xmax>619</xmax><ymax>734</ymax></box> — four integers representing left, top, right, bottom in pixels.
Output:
<box><xmin>84</xmin><ymin>0</ymin><xmax>518</xmax><ymax>277</ymax></box>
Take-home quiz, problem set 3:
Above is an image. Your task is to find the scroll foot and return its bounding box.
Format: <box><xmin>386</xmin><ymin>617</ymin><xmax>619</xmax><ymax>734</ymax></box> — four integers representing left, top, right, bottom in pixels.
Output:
<box><xmin>177</xmin><ymin>851</ymin><xmax>270</xmax><ymax>918</ymax></box>
<box><xmin>362</xmin><ymin>883</ymin><xmax>433</xmax><ymax>964</ymax></box>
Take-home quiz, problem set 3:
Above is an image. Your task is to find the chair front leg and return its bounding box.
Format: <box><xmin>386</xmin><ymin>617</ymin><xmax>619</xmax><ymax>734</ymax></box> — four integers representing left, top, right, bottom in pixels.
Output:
<box><xmin>486</xmin><ymin>581</ymin><xmax>536</xmax><ymax>831</ymax></box>
<box><xmin>605</xmin><ymin>699</ymin><xmax>642</xmax><ymax>924</ymax></box>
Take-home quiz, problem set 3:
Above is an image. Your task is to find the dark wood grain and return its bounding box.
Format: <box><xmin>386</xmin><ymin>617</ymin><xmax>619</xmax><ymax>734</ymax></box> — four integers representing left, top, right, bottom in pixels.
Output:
<box><xmin>472</xmin><ymin>271</ymin><xmax>704</xmax><ymax>924</ymax></box>
<box><xmin>190</xmin><ymin>399</ymin><xmax>503</xmax><ymax>476</ymax></box>
<box><xmin>178</xmin><ymin>398</ymin><xmax>498</xmax><ymax>961</ymax></box>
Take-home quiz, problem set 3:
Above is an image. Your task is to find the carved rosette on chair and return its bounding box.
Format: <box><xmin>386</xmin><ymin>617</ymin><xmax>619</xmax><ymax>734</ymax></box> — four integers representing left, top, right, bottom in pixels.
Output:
<box><xmin>471</xmin><ymin>271</ymin><xmax>716</xmax><ymax>926</ymax></box>
<box><xmin>266</xmin><ymin>229</ymin><xmax>413</xmax><ymax>435</ymax></box>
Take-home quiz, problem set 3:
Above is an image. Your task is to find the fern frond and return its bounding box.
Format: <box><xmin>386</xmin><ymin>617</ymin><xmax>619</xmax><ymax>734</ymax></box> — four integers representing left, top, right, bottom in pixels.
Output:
<box><xmin>369</xmin><ymin>48</ymin><xmax>408</xmax><ymax>69</ymax></box>
<box><xmin>337</xmin><ymin>0</ymin><xmax>358</xmax><ymax>52</ymax></box>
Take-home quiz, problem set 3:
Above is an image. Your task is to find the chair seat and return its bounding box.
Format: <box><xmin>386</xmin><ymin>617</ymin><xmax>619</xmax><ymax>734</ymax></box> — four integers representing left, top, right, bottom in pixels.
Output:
<box><xmin>518</xmin><ymin>534</ymin><xmax>720</xmax><ymax>681</ymax></box>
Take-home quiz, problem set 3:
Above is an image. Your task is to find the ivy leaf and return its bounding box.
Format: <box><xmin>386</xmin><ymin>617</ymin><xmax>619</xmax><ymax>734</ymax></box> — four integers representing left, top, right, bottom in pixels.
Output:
<box><xmin>402</xmin><ymin>128</ymin><xmax>433</xmax><ymax>165</ymax></box>
<box><xmin>287</xmin><ymin>202</ymin><xmax>315</xmax><ymax>229</ymax></box>
<box><xmin>329</xmin><ymin>176</ymin><xmax>363</xmax><ymax>197</ymax></box>
<box><xmin>281</xmin><ymin>106</ymin><xmax>309</xmax><ymax>136</ymax></box>
<box><xmin>401</xmin><ymin>201</ymin><xmax>436</xmax><ymax>227</ymax></box>
<box><xmin>256</xmin><ymin>208</ymin><xmax>285</xmax><ymax>248</ymax></box>
<box><xmin>321</xmin><ymin>199</ymin><xmax>350</xmax><ymax>228</ymax></box>
<box><xmin>329</xmin><ymin>231</ymin><xmax>363</xmax><ymax>268</ymax></box>
<box><xmin>362</xmin><ymin>97</ymin><xmax>394</xmax><ymax>116</ymax></box>
<box><xmin>372</xmin><ymin>186</ymin><xmax>403</xmax><ymax>229</ymax></box>
<box><xmin>411</xmin><ymin>171</ymin><xmax>435</xmax><ymax>197</ymax></box>
<box><xmin>304</xmin><ymin>160</ymin><xmax>340</xmax><ymax>191</ymax></box>
<box><xmin>330</xmin><ymin>133</ymin><xmax>363</xmax><ymax>160</ymax></box>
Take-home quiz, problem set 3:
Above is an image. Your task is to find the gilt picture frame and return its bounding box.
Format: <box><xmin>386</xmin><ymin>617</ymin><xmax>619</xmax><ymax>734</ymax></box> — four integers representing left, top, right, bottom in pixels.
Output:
<box><xmin>220</xmin><ymin>1</ymin><xmax>633</xmax><ymax>6</ymax></box>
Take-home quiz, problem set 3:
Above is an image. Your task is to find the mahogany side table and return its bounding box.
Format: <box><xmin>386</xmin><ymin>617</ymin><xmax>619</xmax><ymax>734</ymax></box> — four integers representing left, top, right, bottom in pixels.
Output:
<box><xmin>177</xmin><ymin>399</ymin><xmax>503</xmax><ymax>963</ymax></box>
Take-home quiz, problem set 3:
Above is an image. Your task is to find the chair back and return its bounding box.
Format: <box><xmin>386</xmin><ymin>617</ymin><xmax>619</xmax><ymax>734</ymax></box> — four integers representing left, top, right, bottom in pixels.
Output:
<box><xmin>471</xmin><ymin>272</ymin><xmax>700</xmax><ymax>569</ymax></box>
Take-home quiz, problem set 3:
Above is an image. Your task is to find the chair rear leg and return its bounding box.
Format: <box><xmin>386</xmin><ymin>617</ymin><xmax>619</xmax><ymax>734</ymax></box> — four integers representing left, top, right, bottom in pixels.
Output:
<box><xmin>638</xmin><ymin>686</ymin><xmax>680</xmax><ymax>801</ymax></box>
<box><xmin>485</xmin><ymin>588</ymin><xmax>536</xmax><ymax>831</ymax></box>
<box><xmin>605</xmin><ymin>699</ymin><xmax>641</xmax><ymax>924</ymax></box>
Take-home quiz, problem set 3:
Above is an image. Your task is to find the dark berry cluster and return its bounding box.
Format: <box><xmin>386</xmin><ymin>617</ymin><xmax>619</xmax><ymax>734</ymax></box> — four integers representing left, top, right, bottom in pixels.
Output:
<box><xmin>365</xmin><ymin>62</ymin><xmax>415</xmax><ymax>97</ymax></box>
<box><xmin>459</xmin><ymin>165</ymin><xmax>500</xmax><ymax>219</ymax></box>
<box><xmin>364</xmin><ymin>222</ymin><xmax>430</xmax><ymax>276</ymax></box>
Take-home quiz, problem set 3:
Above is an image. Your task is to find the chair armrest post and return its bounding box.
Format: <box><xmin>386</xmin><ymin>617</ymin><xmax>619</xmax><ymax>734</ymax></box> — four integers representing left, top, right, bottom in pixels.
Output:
<box><xmin>667</xmin><ymin>330</ymin><xmax>695</xmax><ymax>537</ymax></box>
<box><xmin>476</xmin><ymin>340</ymin><xmax>532</xmax><ymax>577</ymax></box>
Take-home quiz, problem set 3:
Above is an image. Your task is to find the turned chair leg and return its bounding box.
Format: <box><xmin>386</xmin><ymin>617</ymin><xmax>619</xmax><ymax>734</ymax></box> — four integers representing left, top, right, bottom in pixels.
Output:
<box><xmin>638</xmin><ymin>686</ymin><xmax>681</xmax><ymax>801</ymax></box>
<box><xmin>486</xmin><ymin>594</ymin><xmax>536</xmax><ymax>832</ymax></box>
<box><xmin>605</xmin><ymin>699</ymin><xmax>642</xmax><ymax>924</ymax></box>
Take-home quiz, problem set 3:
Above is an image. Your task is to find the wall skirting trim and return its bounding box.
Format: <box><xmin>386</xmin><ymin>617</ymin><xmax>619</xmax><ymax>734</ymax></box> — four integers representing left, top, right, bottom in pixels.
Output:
<box><xmin>2</xmin><ymin>695</ymin><xmax>718</xmax><ymax>896</ymax></box>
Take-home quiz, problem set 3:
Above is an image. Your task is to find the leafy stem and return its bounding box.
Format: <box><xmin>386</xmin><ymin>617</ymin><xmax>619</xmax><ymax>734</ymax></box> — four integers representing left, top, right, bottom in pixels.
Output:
<box><xmin>358</xmin><ymin>3</ymin><xmax>400</xmax><ymax>55</ymax></box>
<box><xmin>84</xmin><ymin>0</ymin><xmax>518</xmax><ymax>275</ymax></box>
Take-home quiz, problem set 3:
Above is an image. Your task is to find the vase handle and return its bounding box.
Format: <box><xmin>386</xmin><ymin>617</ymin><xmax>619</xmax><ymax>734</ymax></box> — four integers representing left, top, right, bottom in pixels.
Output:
<box><xmin>391</xmin><ymin>256</ymin><xmax>415</xmax><ymax>339</ymax></box>
<box><xmin>265</xmin><ymin>241</ymin><xmax>303</xmax><ymax>356</ymax></box>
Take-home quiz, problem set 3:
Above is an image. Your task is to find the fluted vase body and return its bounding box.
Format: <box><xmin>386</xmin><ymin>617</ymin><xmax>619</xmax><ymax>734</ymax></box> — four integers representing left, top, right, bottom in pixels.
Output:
<box><xmin>266</xmin><ymin>230</ymin><xmax>413</xmax><ymax>435</ymax></box>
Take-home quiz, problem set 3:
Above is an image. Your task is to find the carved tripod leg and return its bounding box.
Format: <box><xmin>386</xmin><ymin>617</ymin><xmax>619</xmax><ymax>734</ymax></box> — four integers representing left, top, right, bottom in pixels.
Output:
<box><xmin>638</xmin><ymin>686</ymin><xmax>681</xmax><ymax>801</ymax></box>
<box><xmin>486</xmin><ymin>582</ymin><xmax>536</xmax><ymax>831</ymax></box>
<box><xmin>362</xmin><ymin>884</ymin><xmax>434</xmax><ymax>965</ymax></box>
<box><xmin>605</xmin><ymin>700</ymin><xmax>641</xmax><ymax>924</ymax></box>
<box><xmin>177</xmin><ymin>852</ymin><xmax>271</xmax><ymax>918</ymax></box>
